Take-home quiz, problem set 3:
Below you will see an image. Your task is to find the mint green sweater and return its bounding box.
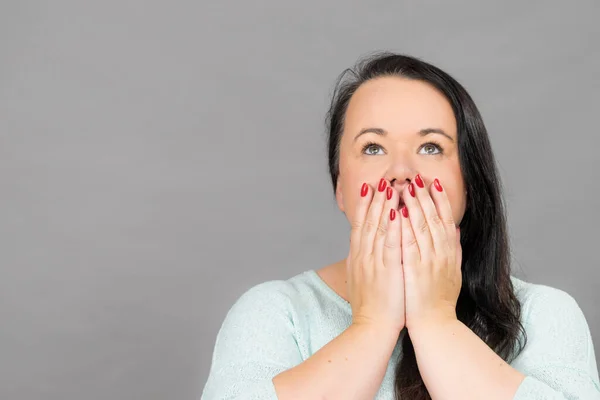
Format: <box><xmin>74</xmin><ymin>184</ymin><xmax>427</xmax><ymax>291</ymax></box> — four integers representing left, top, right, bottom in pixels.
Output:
<box><xmin>202</xmin><ymin>270</ymin><xmax>600</xmax><ymax>399</ymax></box>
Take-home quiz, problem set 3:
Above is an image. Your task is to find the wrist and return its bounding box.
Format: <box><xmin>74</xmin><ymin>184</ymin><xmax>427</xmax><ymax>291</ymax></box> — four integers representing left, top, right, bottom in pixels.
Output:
<box><xmin>407</xmin><ymin>306</ymin><xmax>457</xmax><ymax>331</ymax></box>
<box><xmin>407</xmin><ymin>314</ymin><xmax>459</xmax><ymax>339</ymax></box>
<box><xmin>351</xmin><ymin>320</ymin><xmax>403</xmax><ymax>340</ymax></box>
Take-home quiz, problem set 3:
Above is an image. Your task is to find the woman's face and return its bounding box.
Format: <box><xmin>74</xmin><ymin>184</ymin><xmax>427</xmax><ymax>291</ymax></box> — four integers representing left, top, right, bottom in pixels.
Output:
<box><xmin>335</xmin><ymin>76</ymin><xmax>467</xmax><ymax>226</ymax></box>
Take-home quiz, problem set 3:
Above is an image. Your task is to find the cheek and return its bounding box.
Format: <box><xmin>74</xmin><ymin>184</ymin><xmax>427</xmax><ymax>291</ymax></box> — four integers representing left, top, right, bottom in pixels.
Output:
<box><xmin>340</xmin><ymin>174</ymin><xmax>361</xmax><ymax>219</ymax></box>
<box><xmin>338</xmin><ymin>164</ymin><xmax>375</xmax><ymax>222</ymax></box>
<box><xmin>439</xmin><ymin>177</ymin><xmax>466</xmax><ymax>224</ymax></box>
<box><xmin>448</xmin><ymin>189</ymin><xmax>466</xmax><ymax>224</ymax></box>
<box><xmin>431</xmin><ymin>159</ymin><xmax>465</xmax><ymax>222</ymax></box>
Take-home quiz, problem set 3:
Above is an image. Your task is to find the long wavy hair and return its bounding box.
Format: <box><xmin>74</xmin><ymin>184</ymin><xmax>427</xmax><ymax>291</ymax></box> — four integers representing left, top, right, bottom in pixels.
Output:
<box><xmin>325</xmin><ymin>52</ymin><xmax>528</xmax><ymax>399</ymax></box>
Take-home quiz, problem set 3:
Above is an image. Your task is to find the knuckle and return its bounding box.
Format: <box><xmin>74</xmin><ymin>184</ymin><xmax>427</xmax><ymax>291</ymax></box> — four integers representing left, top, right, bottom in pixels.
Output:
<box><xmin>359</xmin><ymin>252</ymin><xmax>372</xmax><ymax>266</ymax></box>
<box><xmin>384</xmin><ymin>240</ymin><xmax>399</xmax><ymax>249</ymax></box>
<box><xmin>405</xmin><ymin>236</ymin><xmax>419</xmax><ymax>248</ymax></box>
<box><xmin>363</xmin><ymin>219</ymin><xmax>377</xmax><ymax>234</ymax></box>
<box><xmin>354</xmin><ymin>250</ymin><xmax>363</xmax><ymax>261</ymax></box>
<box><xmin>429</xmin><ymin>213</ymin><xmax>442</xmax><ymax>226</ymax></box>
<box><xmin>350</xmin><ymin>221</ymin><xmax>363</xmax><ymax>232</ymax></box>
<box><xmin>376</xmin><ymin>223</ymin><xmax>388</xmax><ymax>237</ymax></box>
<box><xmin>418</xmin><ymin>221</ymin><xmax>430</xmax><ymax>235</ymax></box>
<box><xmin>443</xmin><ymin>217</ymin><xmax>455</xmax><ymax>227</ymax></box>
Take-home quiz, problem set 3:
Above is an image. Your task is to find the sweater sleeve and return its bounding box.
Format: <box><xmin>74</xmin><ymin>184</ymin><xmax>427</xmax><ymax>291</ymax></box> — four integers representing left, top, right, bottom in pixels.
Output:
<box><xmin>512</xmin><ymin>285</ymin><xmax>600</xmax><ymax>400</ymax></box>
<box><xmin>201</xmin><ymin>281</ymin><xmax>303</xmax><ymax>400</ymax></box>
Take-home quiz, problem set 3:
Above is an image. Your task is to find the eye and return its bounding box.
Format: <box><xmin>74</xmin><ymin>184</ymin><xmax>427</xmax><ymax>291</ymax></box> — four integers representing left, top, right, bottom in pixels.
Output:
<box><xmin>419</xmin><ymin>142</ymin><xmax>444</xmax><ymax>155</ymax></box>
<box><xmin>362</xmin><ymin>142</ymin><xmax>385</xmax><ymax>155</ymax></box>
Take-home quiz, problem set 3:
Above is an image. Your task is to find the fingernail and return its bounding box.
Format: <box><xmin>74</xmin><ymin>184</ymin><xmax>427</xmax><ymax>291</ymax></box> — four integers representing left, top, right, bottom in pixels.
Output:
<box><xmin>361</xmin><ymin>183</ymin><xmax>368</xmax><ymax>197</ymax></box>
<box><xmin>434</xmin><ymin>178</ymin><xmax>443</xmax><ymax>192</ymax></box>
<box><xmin>408</xmin><ymin>183</ymin><xmax>416</xmax><ymax>197</ymax></box>
<box><xmin>378</xmin><ymin>178</ymin><xmax>387</xmax><ymax>192</ymax></box>
<box><xmin>390</xmin><ymin>208</ymin><xmax>396</xmax><ymax>221</ymax></box>
<box><xmin>415</xmin><ymin>174</ymin><xmax>424</xmax><ymax>188</ymax></box>
<box><xmin>386</xmin><ymin>186</ymin><xmax>393</xmax><ymax>200</ymax></box>
<box><xmin>401</xmin><ymin>206</ymin><xmax>409</xmax><ymax>218</ymax></box>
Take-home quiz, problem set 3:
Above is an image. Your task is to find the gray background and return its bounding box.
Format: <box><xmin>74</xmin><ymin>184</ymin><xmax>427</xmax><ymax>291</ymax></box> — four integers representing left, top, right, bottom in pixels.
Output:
<box><xmin>1</xmin><ymin>1</ymin><xmax>599</xmax><ymax>399</ymax></box>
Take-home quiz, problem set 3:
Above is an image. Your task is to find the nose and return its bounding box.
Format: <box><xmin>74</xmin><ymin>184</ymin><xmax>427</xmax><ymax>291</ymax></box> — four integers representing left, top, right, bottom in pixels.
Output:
<box><xmin>385</xmin><ymin>157</ymin><xmax>417</xmax><ymax>194</ymax></box>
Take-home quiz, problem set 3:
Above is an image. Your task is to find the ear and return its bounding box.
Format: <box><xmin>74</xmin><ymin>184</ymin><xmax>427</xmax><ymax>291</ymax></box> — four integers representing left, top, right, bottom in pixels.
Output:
<box><xmin>335</xmin><ymin>179</ymin><xmax>345</xmax><ymax>213</ymax></box>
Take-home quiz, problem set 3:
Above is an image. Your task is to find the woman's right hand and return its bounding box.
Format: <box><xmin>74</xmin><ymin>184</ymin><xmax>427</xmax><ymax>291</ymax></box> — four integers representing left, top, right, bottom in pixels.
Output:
<box><xmin>346</xmin><ymin>178</ymin><xmax>405</xmax><ymax>334</ymax></box>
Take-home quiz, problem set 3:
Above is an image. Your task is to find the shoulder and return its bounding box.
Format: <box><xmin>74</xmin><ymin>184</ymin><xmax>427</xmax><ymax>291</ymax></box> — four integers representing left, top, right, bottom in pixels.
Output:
<box><xmin>202</xmin><ymin>273</ymin><xmax>317</xmax><ymax>399</ymax></box>
<box><xmin>209</xmin><ymin>270</ymin><xmax>326</xmax><ymax>365</ymax></box>
<box><xmin>219</xmin><ymin>270</ymin><xmax>320</xmax><ymax>332</ymax></box>
<box><xmin>232</xmin><ymin>278</ymin><xmax>298</xmax><ymax>310</ymax></box>
<box><xmin>223</xmin><ymin>277</ymin><xmax>299</xmax><ymax>325</ymax></box>
<box><xmin>227</xmin><ymin>270</ymin><xmax>317</xmax><ymax>312</ymax></box>
<box><xmin>510</xmin><ymin>276</ymin><xmax>596</xmax><ymax>365</ymax></box>
<box><xmin>508</xmin><ymin>277</ymin><xmax>600</xmax><ymax>392</ymax></box>
<box><xmin>510</xmin><ymin>275</ymin><xmax>586</xmax><ymax>325</ymax></box>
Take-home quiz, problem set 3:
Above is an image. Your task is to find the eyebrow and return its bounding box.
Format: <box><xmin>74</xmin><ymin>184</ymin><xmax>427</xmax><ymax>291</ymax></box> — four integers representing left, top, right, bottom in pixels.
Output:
<box><xmin>353</xmin><ymin>127</ymin><xmax>455</xmax><ymax>143</ymax></box>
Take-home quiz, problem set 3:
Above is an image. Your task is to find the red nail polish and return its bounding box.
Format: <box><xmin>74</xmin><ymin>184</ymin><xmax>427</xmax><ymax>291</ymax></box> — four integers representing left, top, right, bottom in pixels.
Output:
<box><xmin>434</xmin><ymin>178</ymin><xmax>443</xmax><ymax>192</ymax></box>
<box><xmin>378</xmin><ymin>178</ymin><xmax>387</xmax><ymax>192</ymax></box>
<box><xmin>386</xmin><ymin>186</ymin><xmax>393</xmax><ymax>200</ymax></box>
<box><xmin>401</xmin><ymin>206</ymin><xmax>409</xmax><ymax>218</ymax></box>
<box><xmin>390</xmin><ymin>208</ymin><xmax>396</xmax><ymax>221</ymax></box>
<box><xmin>361</xmin><ymin>183</ymin><xmax>368</xmax><ymax>197</ymax></box>
<box><xmin>408</xmin><ymin>183</ymin><xmax>416</xmax><ymax>197</ymax></box>
<box><xmin>415</xmin><ymin>174</ymin><xmax>424</xmax><ymax>188</ymax></box>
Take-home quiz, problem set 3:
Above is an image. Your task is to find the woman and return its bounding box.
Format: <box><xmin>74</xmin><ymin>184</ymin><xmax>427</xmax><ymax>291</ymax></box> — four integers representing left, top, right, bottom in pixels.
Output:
<box><xmin>201</xmin><ymin>52</ymin><xmax>600</xmax><ymax>399</ymax></box>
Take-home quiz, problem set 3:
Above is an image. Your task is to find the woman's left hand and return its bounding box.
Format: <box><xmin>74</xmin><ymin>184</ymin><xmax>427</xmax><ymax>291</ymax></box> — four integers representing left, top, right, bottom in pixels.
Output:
<box><xmin>400</xmin><ymin>174</ymin><xmax>462</xmax><ymax>332</ymax></box>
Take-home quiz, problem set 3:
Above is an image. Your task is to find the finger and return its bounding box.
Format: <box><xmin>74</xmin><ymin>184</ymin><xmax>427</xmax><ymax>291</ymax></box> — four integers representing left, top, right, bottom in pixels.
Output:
<box><xmin>383</xmin><ymin>201</ymin><xmax>402</xmax><ymax>269</ymax></box>
<box><xmin>402</xmin><ymin>179</ymin><xmax>433</xmax><ymax>262</ymax></box>
<box><xmin>350</xmin><ymin>182</ymin><xmax>374</xmax><ymax>266</ymax></box>
<box><xmin>429</xmin><ymin>178</ymin><xmax>458</xmax><ymax>264</ymax></box>
<box><xmin>400</xmin><ymin>203</ymin><xmax>419</xmax><ymax>267</ymax></box>
<box><xmin>413</xmin><ymin>174</ymin><xmax>447</xmax><ymax>258</ymax></box>
<box><xmin>361</xmin><ymin>178</ymin><xmax>389</xmax><ymax>256</ymax></box>
<box><xmin>377</xmin><ymin>186</ymin><xmax>401</xmax><ymax>267</ymax></box>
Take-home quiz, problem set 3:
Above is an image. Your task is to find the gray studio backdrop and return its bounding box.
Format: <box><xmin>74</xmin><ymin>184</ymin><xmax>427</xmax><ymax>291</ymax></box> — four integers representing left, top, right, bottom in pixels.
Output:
<box><xmin>1</xmin><ymin>1</ymin><xmax>599</xmax><ymax>399</ymax></box>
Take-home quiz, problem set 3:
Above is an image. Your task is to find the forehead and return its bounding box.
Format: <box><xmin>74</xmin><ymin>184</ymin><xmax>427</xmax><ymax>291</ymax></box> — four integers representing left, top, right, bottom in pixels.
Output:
<box><xmin>344</xmin><ymin>76</ymin><xmax>457</xmax><ymax>138</ymax></box>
